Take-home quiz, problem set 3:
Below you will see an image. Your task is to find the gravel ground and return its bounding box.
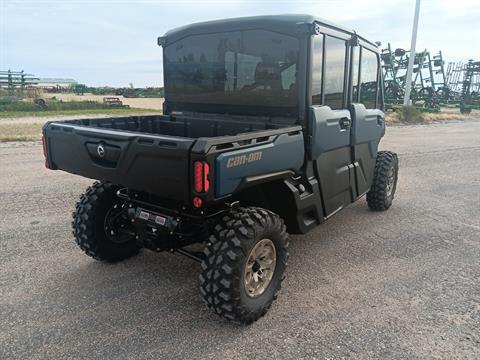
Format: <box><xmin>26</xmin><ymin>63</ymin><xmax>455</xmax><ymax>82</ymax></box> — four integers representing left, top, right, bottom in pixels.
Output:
<box><xmin>0</xmin><ymin>121</ymin><xmax>479</xmax><ymax>359</ymax></box>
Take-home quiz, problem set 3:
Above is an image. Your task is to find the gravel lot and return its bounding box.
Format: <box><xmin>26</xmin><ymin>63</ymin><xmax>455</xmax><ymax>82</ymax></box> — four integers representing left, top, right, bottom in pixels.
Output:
<box><xmin>1</xmin><ymin>121</ymin><xmax>479</xmax><ymax>359</ymax></box>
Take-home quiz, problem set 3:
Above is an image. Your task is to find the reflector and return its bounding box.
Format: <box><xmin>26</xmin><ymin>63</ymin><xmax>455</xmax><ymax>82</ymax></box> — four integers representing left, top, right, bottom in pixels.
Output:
<box><xmin>192</xmin><ymin>196</ymin><xmax>203</xmax><ymax>208</ymax></box>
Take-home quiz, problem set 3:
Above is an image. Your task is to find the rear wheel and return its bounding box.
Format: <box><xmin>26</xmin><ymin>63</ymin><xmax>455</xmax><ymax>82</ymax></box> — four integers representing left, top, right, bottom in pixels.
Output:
<box><xmin>199</xmin><ymin>207</ymin><xmax>289</xmax><ymax>324</ymax></box>
<box><xmin>367</xmin><ymin>151</ymin><xmax>399</xmax><ymax>211</ymax></box>
<box><xmin>72</xmin><ymin>181</ymin><xmax>139</xmax><ymax>261</ymax></box>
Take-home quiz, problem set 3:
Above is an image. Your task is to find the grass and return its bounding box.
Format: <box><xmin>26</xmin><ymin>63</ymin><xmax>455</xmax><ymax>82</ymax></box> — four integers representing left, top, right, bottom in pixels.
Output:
<box><xmin>1</xmin><ymin>101</ymin><xmax>476</xmax><ymax>141</ymax></box>
<box><xmin>0</xmin><ymin>96</ymin><xmax>161</xmax><ymax>141</ymax></box>
<box><xmin>1</xmin><ymin>98</ymin><xmax>117</xmax><ymax>111</ymax></box>
<box><xmin>396</xmin><ymin>105</ymin><xmax>425</xmax><ymax>124</ymax></box>
<box><xmin>0</xmin><ymin>123</ymin><xmax>43</xmax><ymax>142</ymax></box>
<box><xmin>0</xmin><ymin>107</ymin><xmax>157</xmax><ymax>119</ymax></box>
<box><xmin>385</xmin><ymin>105</ymin><xmax>476</xmax><ymax>125</ymax></box>
<box><xmin>0</xmin><ymin>107</ymin><xmax>159</xmax><ymax>142</ymax></box>
<box><xmin>0</xmin><ymin>97</ymin><xmax>159</xmax><ymax>118</ymax></box>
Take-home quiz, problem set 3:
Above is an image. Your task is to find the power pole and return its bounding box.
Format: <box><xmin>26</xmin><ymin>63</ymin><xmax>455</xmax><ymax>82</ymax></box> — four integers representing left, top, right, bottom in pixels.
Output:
<box><xmin>403</xmin><ymin>0</ymin><xmax>421</xmax><ymax>105</ymax></box>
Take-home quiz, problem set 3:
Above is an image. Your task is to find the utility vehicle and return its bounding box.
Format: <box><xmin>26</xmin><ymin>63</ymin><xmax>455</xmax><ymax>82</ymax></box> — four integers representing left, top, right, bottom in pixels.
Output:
<box><xmin>42</xmin><ymin>15</ymin><xmax>399</xmax><ymax>324</ymax></box>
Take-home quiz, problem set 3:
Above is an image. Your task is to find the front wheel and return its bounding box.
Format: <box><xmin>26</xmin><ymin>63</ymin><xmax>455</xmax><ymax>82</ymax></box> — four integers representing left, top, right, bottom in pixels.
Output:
<box><xmin>72</xmin><ymin>181</ymin><xmax>139</xmax><ymax>261</ymax></box>
<box><xmin>199</xmin><ymin>207</ymin><xmax>289</xmax><ymax>324</ymax></box>
<box><xmin>367</xmin><ymin>151</ymin><xmax>399</xmax><ymax>211</ymax></box>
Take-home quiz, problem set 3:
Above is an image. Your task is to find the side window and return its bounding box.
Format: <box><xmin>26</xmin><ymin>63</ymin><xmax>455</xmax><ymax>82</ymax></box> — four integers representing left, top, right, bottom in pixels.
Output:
<box><xmin>351</xmin><ymin>46</ymin><xmax>360</xmax><ymax>102</ymax></box>
<box><xmin>324</xmin><ymin>36</ymin><xmax>346</xmax><ymax>109</ymax></box>
<box><xmin>360</xmin><ymin>48</ymin><xmax>379</xmax><ymax>109</ymax></box>
<box><xmin>312</xmin><ymin>35</ymin><xmax>323</xmax><ymax>105</ymax></box>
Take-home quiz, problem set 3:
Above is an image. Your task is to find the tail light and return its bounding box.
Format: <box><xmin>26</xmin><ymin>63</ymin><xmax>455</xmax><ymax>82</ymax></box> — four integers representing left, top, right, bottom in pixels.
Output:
<box><xmin>193</xmin><ymin>161</ymin><xmax>210</xmax><ymax>193</ymax></box>
<box><xmin>42</xmin><ymin>134</ymin><xmax>50</xmax><ymax>168</ymax></box>
<box><xmin>203</xmin><ymin>163</ymin><xmax>210</xmax><ymax>191</ymax></box>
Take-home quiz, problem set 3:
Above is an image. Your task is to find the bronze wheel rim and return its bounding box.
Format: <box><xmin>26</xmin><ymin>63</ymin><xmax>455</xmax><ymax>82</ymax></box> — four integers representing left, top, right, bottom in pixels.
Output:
<box><xmin>386</xmin><ymin>167</ymin><xmax>396</xmax><ymax>197</ymax></box>
<box><xmin>244</xmin><ymin>238</ymin><xmax>277</xmax><ymax>298</ymax></box>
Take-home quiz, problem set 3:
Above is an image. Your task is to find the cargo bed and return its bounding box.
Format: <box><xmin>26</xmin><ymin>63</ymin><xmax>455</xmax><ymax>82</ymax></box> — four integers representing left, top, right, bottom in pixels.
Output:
<box><xmin>43</xmin><ymin>114</ymin><xmax>301</xmax><ymax>203</ymax></box>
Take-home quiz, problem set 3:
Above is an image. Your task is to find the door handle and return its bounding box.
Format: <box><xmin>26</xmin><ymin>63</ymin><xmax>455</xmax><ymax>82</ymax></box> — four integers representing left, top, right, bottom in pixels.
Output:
<box><xmin>339</xmin><ymin>117</ymin><xmax>351</xmax><ymax>130</ymax></box>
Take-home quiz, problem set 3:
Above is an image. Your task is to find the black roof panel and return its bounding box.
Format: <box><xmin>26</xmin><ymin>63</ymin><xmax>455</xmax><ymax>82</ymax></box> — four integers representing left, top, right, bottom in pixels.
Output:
<box><xmin>161</xmin><ymin>14</ymin><xmax>355</xmax><ymax>45</ymax></box>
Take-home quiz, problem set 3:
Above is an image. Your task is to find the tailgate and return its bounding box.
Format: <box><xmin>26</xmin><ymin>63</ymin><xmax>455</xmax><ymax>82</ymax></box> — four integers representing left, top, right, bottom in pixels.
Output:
<box><xmin>43</xmin><ymin>122</ymin><xmax>194</xmax><ymax>202</ymax></box>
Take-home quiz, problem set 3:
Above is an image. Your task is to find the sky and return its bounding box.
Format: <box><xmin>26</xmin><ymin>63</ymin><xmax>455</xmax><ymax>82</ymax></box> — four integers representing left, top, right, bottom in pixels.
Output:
<box><xmin>1</xmin><ymin>0</ymin><xmax>479</xmax><ymax>87</ymax></box>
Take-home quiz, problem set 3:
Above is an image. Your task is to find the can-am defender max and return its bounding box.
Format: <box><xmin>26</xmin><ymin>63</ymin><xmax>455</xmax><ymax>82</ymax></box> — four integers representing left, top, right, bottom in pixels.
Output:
<box><xmin>42</xmin><ymin>15</ymin><xmax>399</xmax><ymax>324</ymax></box>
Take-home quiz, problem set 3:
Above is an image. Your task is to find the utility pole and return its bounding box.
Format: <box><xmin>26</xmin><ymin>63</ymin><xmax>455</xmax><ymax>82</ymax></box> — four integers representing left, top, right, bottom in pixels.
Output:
<box><xmin>403</xmin><ymin>0</ymin><xmax>421</xmax><ymax>105</ymax></box>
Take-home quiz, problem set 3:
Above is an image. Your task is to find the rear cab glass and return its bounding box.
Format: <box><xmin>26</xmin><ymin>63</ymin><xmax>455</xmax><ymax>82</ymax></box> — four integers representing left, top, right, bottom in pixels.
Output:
<box><xmin>163</xmin><ymin>30</ymin><xmax>300</xmax><ymax>118</ymax></box>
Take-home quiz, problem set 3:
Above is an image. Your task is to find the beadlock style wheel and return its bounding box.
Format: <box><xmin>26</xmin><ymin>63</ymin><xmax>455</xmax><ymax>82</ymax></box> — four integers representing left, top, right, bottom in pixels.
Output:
<box><xmin>367</xmin><ymin>151</ymin><xmax>399</xmax><ymax>211</ymax></box>
<box><xmin>386</xmin><ymin>167</ymin><xmax>396</xmax><ymax>198</ymax></box>
<box><xmin>244</xmin><ymin>238</ymin><xmax>277</xmax><ymax>298</ymax></box>
<box><xmin>199</xmin><ymin>207</ymin><xmax>289</xmax><ymax>324</ymax></box>
<box><xmin>72</xmin><ymin>182</ymin><xmax>139</xmax><ymax>262</ymax></box>
<box><xmin>104</xmin><ymin>204</ymin><xmax>136</xmax><ymax>244</ymax></box>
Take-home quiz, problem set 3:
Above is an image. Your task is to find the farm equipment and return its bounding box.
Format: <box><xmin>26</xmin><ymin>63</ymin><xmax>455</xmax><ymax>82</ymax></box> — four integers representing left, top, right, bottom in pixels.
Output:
<box><xmin>102</xmin><ymin>97</ymin><xmax>130</xmax><ymax>108</ymax></box>
<box><xmin>0</xmin><ymin>70</ymin><xmax>39</xmax><ymax>94</ymax></box>
<box><xmin>381</xmin><ymin>42</ymin><xmax>480</xmax><ymax>113</ymax></box>
<box><xmin>458</xmin><ymin>60</ymin><xmax>480</xmax><ymax>113</ymax></box>
<box><xmin>34</xmin><ymin>98</ymin><xmax>48</xmax><ymax>110</ymax></box>
<box><xmin>120</xmin><ymin>87</ymin><xmax>164</xmax><ymax>98</ymax></box>
<box><xmin>445</xmin><ymin>60</ymin><xmax>480</xmax><ymax>113</ymax></box>
<box><xmin>380</xmin><ymin>44</ymin><xmax>450</xmax><ymax>110</ymax></box>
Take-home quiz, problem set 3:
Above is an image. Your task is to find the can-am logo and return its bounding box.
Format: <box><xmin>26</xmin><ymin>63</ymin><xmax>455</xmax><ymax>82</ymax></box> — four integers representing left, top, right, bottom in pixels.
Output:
<box><xmin>97</xmin><ymin>144</ymin><xmax>105</xmax><ymax>157</ymax></box>
<box><xmin>226</xmin><ymin>151</ymin><xmax>263</xmax><ymax>168</ymax></box>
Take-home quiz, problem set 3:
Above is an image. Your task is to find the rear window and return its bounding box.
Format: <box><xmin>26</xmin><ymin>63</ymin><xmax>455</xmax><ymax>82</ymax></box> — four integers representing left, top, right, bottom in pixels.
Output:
<box><xmin>163</xmin><ymin>30</ymin><xmax>300</xmax><ymax>117</ymax></box>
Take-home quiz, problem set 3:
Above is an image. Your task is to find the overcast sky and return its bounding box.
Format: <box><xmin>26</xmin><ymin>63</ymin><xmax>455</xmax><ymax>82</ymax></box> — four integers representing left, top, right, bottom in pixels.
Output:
<box><xmin>2</xmin><ymin>0</ymin><xmax>479</xmax><ymax>87</ymax></box>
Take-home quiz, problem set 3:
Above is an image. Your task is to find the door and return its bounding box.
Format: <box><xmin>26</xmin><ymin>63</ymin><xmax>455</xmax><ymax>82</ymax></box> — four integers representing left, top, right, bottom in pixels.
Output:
<box><xmin>309</xmin><ymin>33</ymin><xmax>356</xmax><ymax>217</ymax></box>
<box><xmin>310</xmin><ymin>106</ymin><xmax>354</xmax><ymax>217</ymax></box>
<box><xmin>350</xmin><ymin>45</ymin><xmax>385</xmax><ymax>197</ymax></box>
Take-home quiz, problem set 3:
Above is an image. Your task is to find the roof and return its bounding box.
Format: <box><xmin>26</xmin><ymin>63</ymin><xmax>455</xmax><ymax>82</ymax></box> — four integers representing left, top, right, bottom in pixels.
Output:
<box><xmin>37</xmin><ymin>78</ymin><xmax>77</xmax><ymax>84</ymax></box>
<box><xmin>161</xmin><ymin>14</ymin><xmax>356</xmax><ymax>45</ymax></box>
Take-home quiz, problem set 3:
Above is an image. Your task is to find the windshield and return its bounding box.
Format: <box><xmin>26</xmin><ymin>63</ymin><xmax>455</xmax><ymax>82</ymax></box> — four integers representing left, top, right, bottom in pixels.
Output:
<box><xmin>163</xmin><ymin>30</ymin><xmax>300</xmax><ymax>117</ymax></box>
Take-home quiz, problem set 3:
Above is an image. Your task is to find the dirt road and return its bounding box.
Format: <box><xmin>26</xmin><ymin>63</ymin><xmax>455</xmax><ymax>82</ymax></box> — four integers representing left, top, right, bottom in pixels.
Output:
<box><xmin>0</xmin><ymin>121</ymin><xmax>479</xmax><ymax>359</ymax></box>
